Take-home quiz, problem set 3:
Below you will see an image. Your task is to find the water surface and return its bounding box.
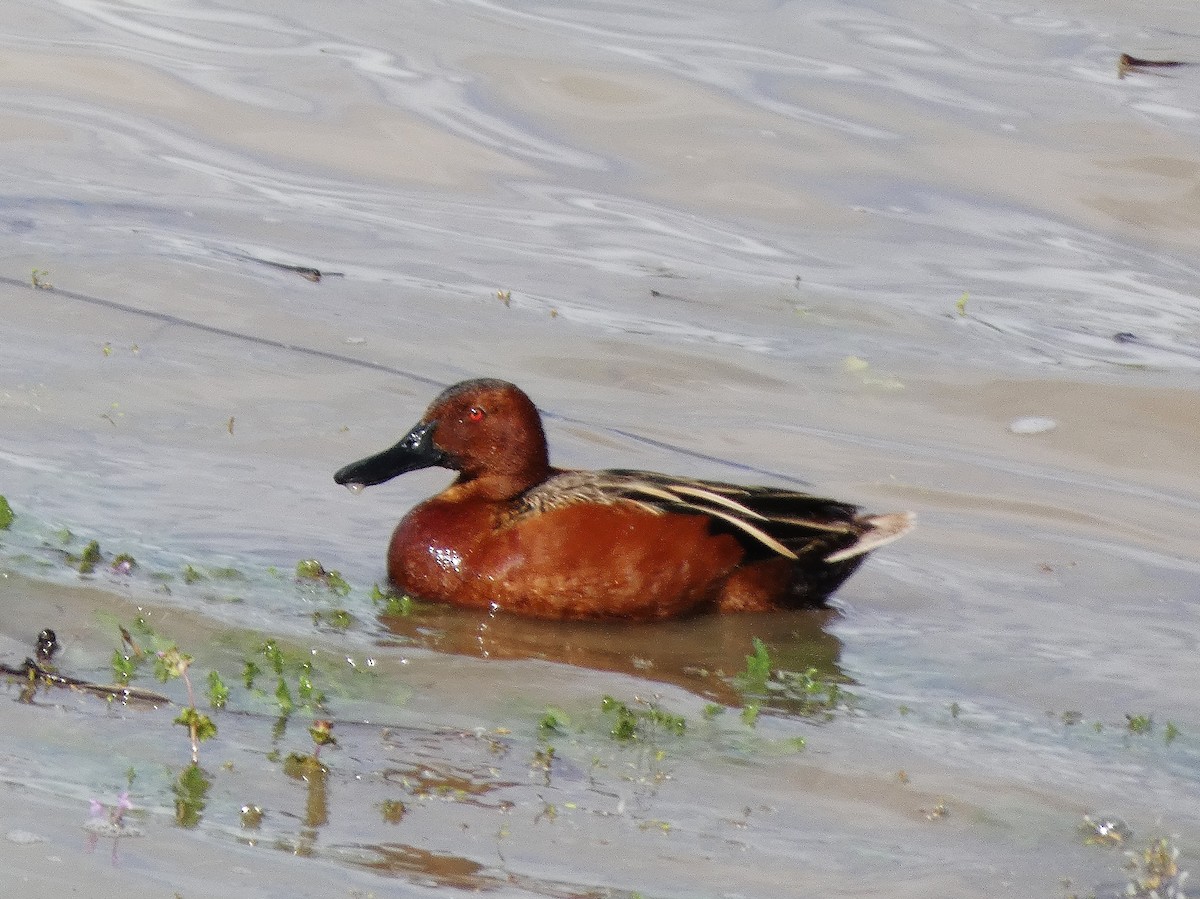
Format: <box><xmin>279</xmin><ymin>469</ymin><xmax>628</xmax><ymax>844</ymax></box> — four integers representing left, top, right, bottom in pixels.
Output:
<box><xmin>1</xmin><ymin>0</ymin><xmax>1198</xmax><ymax>896</ymax></box>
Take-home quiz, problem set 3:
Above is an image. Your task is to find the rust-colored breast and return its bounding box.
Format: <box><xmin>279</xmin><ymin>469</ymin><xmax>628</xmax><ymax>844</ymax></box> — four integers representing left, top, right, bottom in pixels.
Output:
<box><xmin>387</xmin><ymin>497</ymin><xmax>746</xmax><ymax>620</ymax></box>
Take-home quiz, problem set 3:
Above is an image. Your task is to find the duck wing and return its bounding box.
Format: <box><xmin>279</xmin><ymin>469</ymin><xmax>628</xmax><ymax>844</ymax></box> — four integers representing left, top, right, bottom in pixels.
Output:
<box><xmin>516</xmin><ymin>469</ymin><xmax>912</xmax><ymax>563</ymax></box>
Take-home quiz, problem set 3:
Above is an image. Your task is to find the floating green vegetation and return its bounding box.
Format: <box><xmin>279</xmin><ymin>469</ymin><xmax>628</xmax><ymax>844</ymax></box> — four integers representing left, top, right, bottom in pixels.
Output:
<box><xmin>312</xmin><ymin>608</ymin><xmax>354</xmax><ymax>631</ymax></box>
<box><xmin>601</xmin><ymin>695</ymin><xmax>685</xmax><ymax>742</ymax></box>
<box><xmin>1124</xmin><ymin>836</ymin><xmax>1189</xmax><ymax>898</ymax></box>
<box><xmin>1126</xmin><ymin>713</ymin><xmax>1154</xmax><ymax>735</ymax></box>
<box><xmin>31</xmin><ymin>268</ymin><xmax>52</xmax><ymax>290</ymax></box>
<box><xmin>737</xmin><ymin>636</ymin><xmax>772</xmax><ymax>693</ymax></box>
<box><xmin>206</xmin><ymin>670</ymin><xmax>229</xmax><ymax>710</ymax></box>
<box><xmin>734</xmin><ymin>637</ymin><xmax>850</xmax><ymax>721</ymax></box>
<box><xmin>538</xmin><ymin>707</ymin><xmax>570</xmax><ymax>737</ymax></box>
<box><xmin>0</xmin><ymin>496</ymin><xmax>13</xmax><ymax>530</ymax></box>
<box><xmin>108</xmin><ymin>620</ymin><xmax>227</xmax><ymax>762</ymax></box>
<box><xmin>243</xmin><ymin>639</ymin><xmax>326</xmax><ymax>715</ymax></box>
<box><xmin>76</xmin><ymin>540</ymin><xmax>102</xmax><ymax>574</ymax></box>
<box><xmin>370</xmin><ymin>583</ymin><xmax>416</xmax><ymax>616</ymax></box>
<box><xmin>295</xmin><ymin>559</ymin><xmax>351</xmax><ymax>596</ymax></box>
<box><xmin>111</xmin><ymin>553</ymin><xmax>136</xmax><ymax>574</ymax></box>
<box><xmin>1116</xmin><ymin>713</ymin><xmax>1181</xmax><ymax>745</ymax></box>
<box><xmin>740</xmin><ymin>703</ymin><xmax>760</xmax><ymax>728</ymax></box>
<box><xmin>955</xmin><ymin>291</ymin><xmax>969</xmax><ymax>316</ymax></box>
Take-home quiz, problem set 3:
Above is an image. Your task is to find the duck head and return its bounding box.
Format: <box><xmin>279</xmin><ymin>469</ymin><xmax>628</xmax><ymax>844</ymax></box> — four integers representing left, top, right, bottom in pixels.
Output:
<box><xmin>334</xmin><ymin>379</ymin><xmax>552</xmax><ymax>498</ymax></box>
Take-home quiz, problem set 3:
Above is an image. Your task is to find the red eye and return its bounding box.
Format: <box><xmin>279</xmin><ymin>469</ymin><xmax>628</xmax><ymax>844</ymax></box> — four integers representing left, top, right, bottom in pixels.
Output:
<box><xmin>467</xmin><ymin>407</ymin><xmax>485</xmax><ymax>422</ymax></box>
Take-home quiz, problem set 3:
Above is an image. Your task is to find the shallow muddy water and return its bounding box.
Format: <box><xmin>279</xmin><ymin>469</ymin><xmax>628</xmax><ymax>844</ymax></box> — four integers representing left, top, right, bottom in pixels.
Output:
<box><xmin>2</xmin><ymin>0</ymin><xmax>1199</xmax><ymax>896</ymax></box>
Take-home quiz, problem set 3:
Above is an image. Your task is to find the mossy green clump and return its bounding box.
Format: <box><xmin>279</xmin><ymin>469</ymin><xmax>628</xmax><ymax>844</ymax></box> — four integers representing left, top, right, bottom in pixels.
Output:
<box><xmin>1126</xmin><ymin>713</ymin><xmax>1154</xmax><ymax>735</ymax></box>
<box><xmin>0</xmin><ymin>496</ymin><xmax>14</xmax><ymax>530</ymax></box>
<box><xmin>371</xmin><ymin>583</ymin><xmax>416</xmax><ymax>616</ymax></box>
<box><xmin>111</xmin><ymin>553</ymin><xmax>137</xmax><ymax>574</ymax></box>
<box><xmin>77</xmin><ymin>540</ymin><xmax>102</xmax><ymax>574</ymax></box>
<box><xmin>295</xmin><ymin>559</ymin><xmax>351</xmax><ymax>596</ymax></box>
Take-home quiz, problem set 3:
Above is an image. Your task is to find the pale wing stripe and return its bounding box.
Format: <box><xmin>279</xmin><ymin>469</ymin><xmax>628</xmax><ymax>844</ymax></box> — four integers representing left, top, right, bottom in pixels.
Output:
<box><xmin>674</xmin><ymin>503</ymin><xmax>798</xmax><ymax>559</ymax></box>
<box><xmin>766</xmin><ymin>515</ymin><xmax>857</xmax><ymax>534</ymax></box>
<box><xmin>667</xmin><ymin>484</ymin><xmax>769</xmax><ymax>520</ymax></box>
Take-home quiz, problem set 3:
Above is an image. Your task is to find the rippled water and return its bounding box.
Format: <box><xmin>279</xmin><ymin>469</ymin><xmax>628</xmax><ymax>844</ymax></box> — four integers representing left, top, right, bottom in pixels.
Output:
<box><xmin>2</xmin><ymin>0</ymin><xmax>1199</xmax><ymax>896</ymax></box>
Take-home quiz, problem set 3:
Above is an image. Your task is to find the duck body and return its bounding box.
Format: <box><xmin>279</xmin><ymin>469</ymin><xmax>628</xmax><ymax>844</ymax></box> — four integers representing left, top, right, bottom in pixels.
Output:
<box><xmin>335</xmin><ymin>379</ymin><xmax>913</xmax><ymax>621</ymax></box>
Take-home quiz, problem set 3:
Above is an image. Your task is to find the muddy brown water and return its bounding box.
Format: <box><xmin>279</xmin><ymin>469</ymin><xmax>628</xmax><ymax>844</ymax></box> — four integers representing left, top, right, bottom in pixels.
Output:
<box><xmin>2</xmin><ymin>0</ymin><xmax>1199</xmax><ymax>896</ymax></box>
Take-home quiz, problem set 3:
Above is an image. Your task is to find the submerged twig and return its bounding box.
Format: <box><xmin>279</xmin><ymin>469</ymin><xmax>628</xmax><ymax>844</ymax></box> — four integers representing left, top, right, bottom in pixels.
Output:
<box><xmin>1</xmin><ymin>658</ymin><xmax>170</xmax><ymax>704</ymax></box>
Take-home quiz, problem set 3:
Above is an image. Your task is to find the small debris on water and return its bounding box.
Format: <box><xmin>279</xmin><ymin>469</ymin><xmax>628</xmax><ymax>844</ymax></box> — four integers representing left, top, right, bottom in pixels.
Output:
<box><xmin>1008</xmin><ymin>416</ymin><xmax>1057</xmax><ymax>435</ymax></box>
<box><xmin>1118</xmin><ymin>53</ymin><xmax>1187</xmax><ymax>79</ymax></box>
<box><xmin>1079</xmin><ymin>813</ymin><xmax>1131</xmax><ymax>846</ymax></box>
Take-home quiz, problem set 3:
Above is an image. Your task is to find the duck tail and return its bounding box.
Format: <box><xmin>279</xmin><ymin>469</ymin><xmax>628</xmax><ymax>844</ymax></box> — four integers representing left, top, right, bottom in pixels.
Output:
<box><xmin>823</xmin><ymin>511</ymin><xmax>916</xmax><ymax>563</ymax></box>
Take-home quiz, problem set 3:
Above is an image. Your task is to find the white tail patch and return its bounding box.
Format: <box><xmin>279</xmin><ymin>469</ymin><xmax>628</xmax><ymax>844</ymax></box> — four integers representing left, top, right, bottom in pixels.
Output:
<box><xmin>824</xmin><ymin>511</ymin><xmax>916</xmax><ymax>563</ymax></box>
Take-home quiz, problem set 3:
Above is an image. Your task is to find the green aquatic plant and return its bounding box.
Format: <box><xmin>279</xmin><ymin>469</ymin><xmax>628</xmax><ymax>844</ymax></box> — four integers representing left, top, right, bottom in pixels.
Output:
<box><xmin>206</xmin><ymin>670</ymin><xmax>229</xmax><ymax>710</ymax></box>
<box><xmin>243</xmin><ymin>640</ymin><xmax>325</xmax><ymax>715</ymax></box>
<box><xmin>741</xmin><ymin>703</ymin><xmax>760</xmax><ymax>728</ymax></box>
<box><xmin>738</xmin><ymin>637</ymin><xmax>772</xmax><ymax>693</ymax></box>
<box><xmin>77</xmin><ymin>540</ymin><xmax>102</xmax><ymax>574</ymax></box>
<box><xmin>1126</xmin><ymin>714</ymin><xmax>1154</xmax><ymax>735</ymax></box>
<box><xmin>600</xmin><ymin>695</ymin><xmax>685</xmax><ymax>742</ymax></box>
<box><xmin>0</xmin><ymin>496</ymin><xmax>13</xmax><ymax>529</ymax></box>
<box><xmin>156</xmin><ymin>647</ymin><xmax>217</xmax><ymax>764</ymax></box>
<box><xmin>734</xmin><ymin>636</ymin><xmax>850</xmax><ymax>721</ymax></box>
<box><xmin>371</xmin><ymin>583</ymin><xmax>416</xmax><ymax>616</ymax></box>
<box><xmin>539</xmin><ymin>707</ymin><xmax>570</xmax><ymax>736</ymax></box>
<box><xmin>312</xmin><ymin>608</ymin><xmax>354</xmax><ymax>630</ymax></box>
<box><xmin>110</xmin><ymin>553</ymin><xmax>136</xmax><ymax>574</ymax></box>
<box><xmin>295</xmin><ymin>559</ymin><xmax>350</xmax><ymax>596</ymax></box>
